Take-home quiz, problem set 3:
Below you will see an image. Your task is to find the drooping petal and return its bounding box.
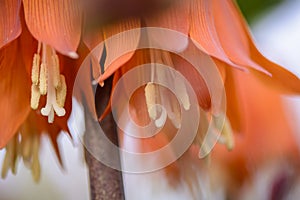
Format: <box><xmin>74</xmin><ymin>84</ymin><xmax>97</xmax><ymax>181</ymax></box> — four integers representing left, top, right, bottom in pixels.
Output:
<box><xmin>0</xmin><ymin>39</ymin><xmax>31</xmax><ymax>148</ymax></box>
<box><xmin>248</xmin><ymin>40</ymin><xmax>300</xmax><ymax>94</ymax></box>
<box><xmin>213</xmin><ymin>69</ymin><xmax>300</xmax><ymax>189</ymax></box>
<box><xmin>100</xmin><ymin>18</ymin><xmax>141</xmax><ymax>81</ymax></box>
<box><xmin>0</xmin><ymin>0</ymin><xmax>21</xmax><ymax>49</ymax></box>
<box><xmin>212</xmin><ymin>0</ymin><xmax>300</xmax><ymax>93</ymax></box>
<box><xmin>223</xmin><ymin>65</ymin><xmax>244</xmax><ymax>132</ymax></box>
<box><xmin>189</xmin><ymin>0</ymin><xmax>251</xmax><ymax>72</ymax></box>
<box><xmin>99</xmin><ymin>49</ymin><xmax>151</xmax><ymax>120</ymax></box>
<box><xmin>144</xmin><ymin>0</ymin><xmax>190</xmax><ymax>51</ymax></box>
<box><xmin>171</xmin><ymin>53</ymin><xmax>211</xmax><ymax>110</ymax></box>
<box><xmin>211</xmin><ymin>0</ymin><xmax>271</xmax><ymax>74</ymax></box>
<box><xmin>18</xmin><ymin>9</ymin><xmax>38</xmax><ymax>76</ymax></box>
<box><xmin>82</xmin><ymin>26</ymin><xmax>104</xmax><ymax>62</ymax></box>
<box><xmin>22</xmin><ymin>0</ymin><xmax>82</xmax><ymax>58</ymax></box>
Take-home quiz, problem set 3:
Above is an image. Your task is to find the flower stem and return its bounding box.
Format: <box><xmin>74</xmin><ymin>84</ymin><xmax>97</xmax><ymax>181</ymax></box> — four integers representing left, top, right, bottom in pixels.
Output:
<box><xmin>84</xmin><ymin>76</ymin><xmax>125</xmax><ymax>200</ymax></box>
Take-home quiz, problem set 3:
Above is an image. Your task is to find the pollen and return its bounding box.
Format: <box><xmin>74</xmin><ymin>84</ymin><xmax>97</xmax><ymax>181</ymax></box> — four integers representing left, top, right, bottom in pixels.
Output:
<box><xmin>31</xmin><ymin>54</ymin><xmax>40</xmax><ymax>85</ymax></box>
<box><xmin>56</xmin><ymin>75</ymin><xmax>67</xmax><ymax>107</ymax></box>
<box><xmin>30</xmin><ymin>43</ymin><xmax>67</xmax><ymax>123</ymax></box>
<box><xmin>219</xmin><ymin>117</ymin><xmax>234</xmax><ymax>151</ymax></box>
<box><xmin>30</xmin><ymin>84</ymin><xmax>40</xmax><ymax>110</ymax></box>
<box><xmin>145</xmin><ymin>82</ymin><xmax>157</xmax><ymax>120</ymax></box>
<box><xmin>39</xmin><ymin>63</ymin><xmax>47</xmax><ymax>95</ymax></box>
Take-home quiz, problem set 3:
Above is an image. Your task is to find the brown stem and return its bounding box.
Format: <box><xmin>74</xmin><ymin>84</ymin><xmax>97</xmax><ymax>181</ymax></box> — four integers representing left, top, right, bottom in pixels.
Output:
<box><xmin>84</xmin><ymin>76</ymin><xmax>125</xmax><ymax>200</ymax></box>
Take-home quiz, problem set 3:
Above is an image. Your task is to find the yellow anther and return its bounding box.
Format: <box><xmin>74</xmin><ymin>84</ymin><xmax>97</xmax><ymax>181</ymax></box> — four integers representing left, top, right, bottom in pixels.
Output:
<box><xmin>145</xmin><ymin>82</ymin><xmax>157</xmax><ymax>120</ymax></box>
<box><xmin>219</xmin><ymin>118</ymin><xmax>234</xmax><ymax>151</ymax></box>
<box><xmin>31</xmin><ymin>135</ymin><xmax>40</xmax><ymax>182</ymax></box>
<box><xmin>31</xmin><ymin>54</ymin><xmax>40</xmax><ymax>85</ymax></box>
<box><xmin>52</xmin><ymin>54</ymin><xmax>61</xmax><ymax>88</ymax></box>
<box><xmin>39</xmin><ymin>63</ymin><xmax>48</xmax><ymax>95</ymax></box>
<box><xmin>170</xmin><ymin>99</ymin><xmax>181</xmax><ymax>129</ymax></box>
<box><xmin>21</xmin><ymin>134</ymin><xmax>33</xmax><ymax>161</ymax></box>
<box><xmin>30</xmin><ymin>84</ymin><xmax>41</xmax><ymax>110</ymax></box>
<box><xmin>177</xmin><ymin>85</ymin><xmax>191</xmax><ymax>111</ymax></box>
<box><xmin>1</xmin><ymin>136</ymin><xmax>17</xmax><ymax>178</ymax></box>
<box><xmin>56</xmin><ymin>75</ymin><xmax>67</xmax><ymax>108</ymax></box>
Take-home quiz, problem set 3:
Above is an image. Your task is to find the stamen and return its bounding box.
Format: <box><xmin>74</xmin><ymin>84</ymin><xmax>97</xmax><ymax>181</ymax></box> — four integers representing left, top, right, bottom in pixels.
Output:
<box><xmin>21</xmin><ymin>134</ymin><xmax>33</xmax><ymax>161</ymax></box>
<box><xmin>161</xmin><ymin>51</ymin><xmax>190</xmax><ymax>111</ymax></box>
<box><xmin>39</xmin><ymin>63</ymin><xmax>48</xmax><ymax>95</ymax></box>
<box><xmin>56</xmin><ymin>75</ymin><xmax>67</xmax><ymax>107</ymax></box>
<box><xmin>219</xmin><ymin>118</ymin><xmax>234</xmax><ymax>151</ymax></box>
<box><xmin>52</xmin><ymin>54</ymin><xmax>61</xmax><ymax>88</ymax></box>
<box><xmin>155</xmin><ymin>107</ymin><xmax>167</xmax><ymax>128</ymax></box>
<box><xmin>1</xmin><ymin>136</ymin><xmax>17</xmax><ymax>178</ymax></box>
<box><xmin>145</xmin><ymin>82</ymin><xmax>157</xmax><ymax>120</ymax></box>
<box><xmin>30</xmin><ymin>85</ymin><xmax>41</xmax><ymax>110</ymax></box>
<box><xmin>31</xmin><ymin>134</ymin><xmax>40</xmax><ymax>182</ymax></box>
<box><xmin>31</xmin><ymin>54</ymin><xmax>40</xmax><ymax>85</ymax></box>
<box><xmin>30</xmin><ymin>42</ymin><xmax>67</xmax><ymax>123</ymax></box>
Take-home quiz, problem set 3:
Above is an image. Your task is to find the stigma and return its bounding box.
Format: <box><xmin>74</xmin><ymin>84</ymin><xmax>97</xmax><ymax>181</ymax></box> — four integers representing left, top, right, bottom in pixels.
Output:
<box><xmin>30</xmin><ymin>42</ymin><xmax>67</xmax><ymax>123</ymax></box>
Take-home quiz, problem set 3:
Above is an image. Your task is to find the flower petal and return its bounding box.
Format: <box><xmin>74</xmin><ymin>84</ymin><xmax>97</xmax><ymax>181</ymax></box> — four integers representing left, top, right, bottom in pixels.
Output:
<box><xmin>211</xmin><ymin>0</ymin><xmax>270</xmax><ymax>74</ymax></box>
<box><xmin>248</xmin><ymin>41</ymin><xmax>300</xmax><ymax>94</ymax></box>
<box><xmin>22</xmin><ymin>0</ymin><xmax>82</xmax><ymax>57</ymax></box>
<box><xmin>0</xmin><ymin>39</ymin><xmax>31</xmax><ymax>148</ymax></box>
<box><xmin>171</xmin><ymin>53</ymin><xmax>211</xmax><ymax>110</ymax></box>
<box><xmin>224</xmin><ymin>66</ymin><xmax>244</xmax><ymax>133</ymax></box>
<box><xmin>144</xmin><ymin>0</ymin><xmax>190</xmax><ymax>51</ymax></box>
<box><xmin>214</xmin><ymin>69</ymin><xmax>300</xmax><ymax>188</ymax></box>
<box><xmin>189</xmin><ymin>0</ymin><xmax>248</xmax><ymax>72</ymax></box>
<box><xmin>0</xmin><ymin>0</ymin><xmax>21</xmax><ymax>49</ymax></box>
<box><xmin>212</xmin><ymin>0</ymin><xmax>300</xmax><ymax>93</ymax></box>
<box><xmin>82</xmin><ymin>26</ymin><xmax>104</xmax><ymax>61</ymax></box>
<box><xmin>101</xmin><ymin>18</ymin><xmax>141</xmax><ymax>81</ymax></box>
<box><xmin>99</xmin><ymin>49</ymin><xmax>150</xmax><ymax>120</ymax></box>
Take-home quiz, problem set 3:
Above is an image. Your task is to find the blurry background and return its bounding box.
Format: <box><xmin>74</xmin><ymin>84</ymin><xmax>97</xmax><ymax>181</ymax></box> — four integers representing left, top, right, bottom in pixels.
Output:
<box><xmin>0</xmin><ymin>0</ymin><xmax>300</xmax><ymax>199</ymax></box>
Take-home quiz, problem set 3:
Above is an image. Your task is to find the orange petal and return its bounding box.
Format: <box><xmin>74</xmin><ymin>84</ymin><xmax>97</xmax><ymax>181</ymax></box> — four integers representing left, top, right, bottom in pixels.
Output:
<box><xmin>19</xmin><ymin>9</ymin><xmax>38</xmax><ymax>76</ymax></box>
<box><xmin>248</xmin><ymin>41</ymin><xmax>300</xmax><ymax>94</ymax></box>
<box><xmin>213</xmin><ymin>69</ymin><xmax>300</xmax><ymax>187</ymax></box>
<box><xmin>0</xmin><ymin>39</ymin><xmax>31</xmax><ymax>148</ymax></box>
<box><xmin>211</xmin><ymin>0</ymin><xmax>270</xmax><ymax>74</ymax></box>
<box><xmin>223</xmin><ymin>66</ymin><xmax>244</xmax><ymax>133</ymax></box>
<box><xmin>100</xmin><ymin>18</ymin><xmax>141</xmax><ymax>81</ymax></box>
<box><xmin>82</xmin><ymin>26</ymin><xmax>104</xmax><ymax>62</ymax></box>
<box><xmin>212</xmin><ymin>0</ymin><xmax>300</xmax><ymax>93</ymax></box>
<box><xmin>99</xmin><ymin>49</ymin><xmax>151</xmax><ymax>120</ymax></box>
<box><xmin>171</xmin><ymin>53</ymin><xmax>211</xmax><ymax>110</ymax></box>
<box><xmin>0</xmin><ymin>0</ymin><xmax>21</xmax><ymax>49</ymax></box>
<box><xmin>189</xmin><ymin>0</ymin><xmax>246</xmax><ymax>72</ymax></box>
<box><xmin>145</xmin><ymin>0</ymin><xmax>190</xmax><ymax>51</ymax></box>
<box><xmin>22</xmin><ymin>0</ymin><xmax>82</xmax><ymax>58</ymax></box>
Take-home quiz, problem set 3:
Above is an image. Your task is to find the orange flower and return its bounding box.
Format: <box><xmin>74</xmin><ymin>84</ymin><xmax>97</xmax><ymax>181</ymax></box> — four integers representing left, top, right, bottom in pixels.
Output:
<box><xmin>85</xmin><ymin>0</ymin><xmax>300</xmax><ymax>197</ymax></box>
<box><xmin>0</xmin><ymin>0</ymin><xmax>84</xmax><ymax>181</ymax></box>
<box><xmin>0</xmin><ymin>1</ymin><xmax>299</xmax><ymax>198</ymax></box>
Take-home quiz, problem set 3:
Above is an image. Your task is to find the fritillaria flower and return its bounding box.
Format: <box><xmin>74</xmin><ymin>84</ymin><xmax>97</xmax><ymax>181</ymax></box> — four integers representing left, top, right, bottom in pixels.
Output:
<box><xmin>84</xmin><ymin>0</ymin><xmax>300</xmax><ymax>198</ymax></box>
<box><xmin>0</xmin><ymin>0</ymin><xmax>83</xmax><ymax>181</ymax></box>
<box><xmin>0</xmin><ymin>0</ymin><xmax>299</xmax><ymax>199</ymax></box>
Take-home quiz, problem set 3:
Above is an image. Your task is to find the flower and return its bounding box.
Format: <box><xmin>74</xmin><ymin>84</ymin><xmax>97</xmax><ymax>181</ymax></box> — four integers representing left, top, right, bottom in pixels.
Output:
<box><xmin>0</xmin><ymin>0</ymin><xmax>299</xmax><ymax>198</ymax></box>
<box><xmin>0</xmin><ymin>0</ymin><xmax>84</xmax><ymax>181</ymax></box>
<box><xmin>85</xmin><ymin>0</ymin><xmax>300</xmax><ymax>198</ymax></box>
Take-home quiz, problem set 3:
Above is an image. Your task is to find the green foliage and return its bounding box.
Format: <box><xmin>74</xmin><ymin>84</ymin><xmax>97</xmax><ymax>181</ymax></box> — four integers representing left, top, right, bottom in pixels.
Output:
<box><xmin>236</xmin><ymin>0</ymin><xmax>284</xmax><ymax>23</ymax></box>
